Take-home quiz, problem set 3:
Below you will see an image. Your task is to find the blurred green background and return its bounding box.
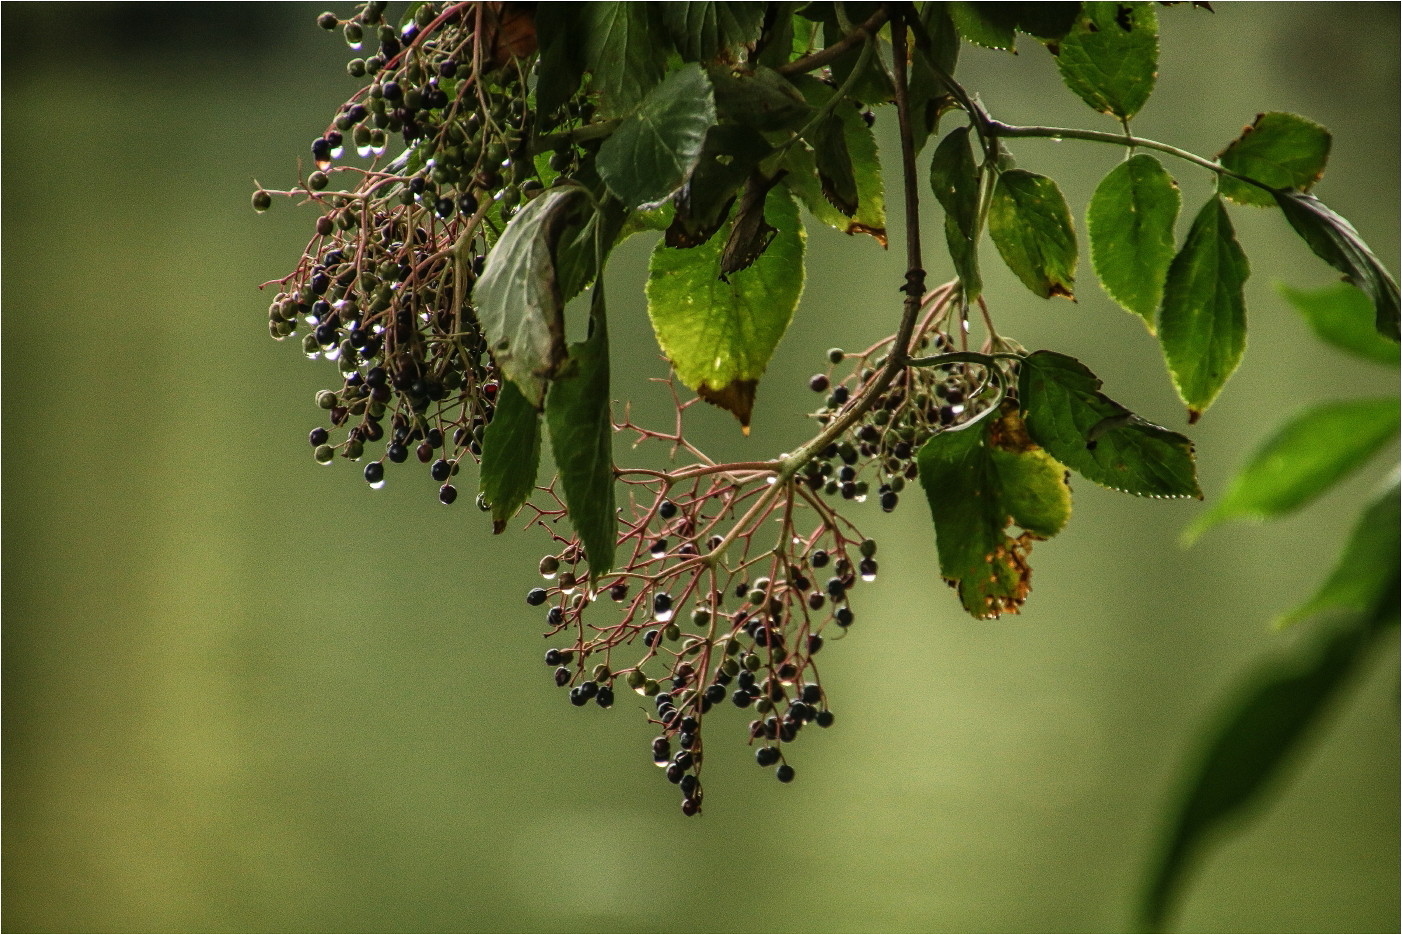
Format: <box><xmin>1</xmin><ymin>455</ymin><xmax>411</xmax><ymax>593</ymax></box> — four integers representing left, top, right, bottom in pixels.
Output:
<box><xmin>3</xmin><ymin>4</ymin><xmax>1397</xmax><ymax>932</ymax></box>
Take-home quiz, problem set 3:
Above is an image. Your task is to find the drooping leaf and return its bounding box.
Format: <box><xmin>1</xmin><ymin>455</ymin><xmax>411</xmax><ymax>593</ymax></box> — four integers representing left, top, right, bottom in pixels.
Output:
<box><xmin>947</xmin><ymin>2</ymin><xmax>1018</xmax><ymax>50</ymax></box>
<box><xmin>719</xmin><ymin>172</ymin><xmax>785</xmax><ymax>279</ymax></box>
<box><xmin>1278</xmin><ymin>480</ymin><xmax>1401</xmax><ymax>627</ymax></box>
<box><xmin>1156</xmin><ymin>196</ymin><xmax>1249</xmax><ymax>420</ymax></box>
<box><xmin>646</xmin><ymin>186</ymin><xmax>805</xmax><ymax>429</ymax></box>
<box><xmin>1183</xmin><ymin>397</ymin><xmax>1399</xmax><ymax>542</ymax></box>
<box><xmin>1087</xmin><ymin>153</ymin><xmax>1180</xmax><ymax>328</ymax></box>
<box><xmin>479</xmin><ymin>378</ymin><xmax>542</xmax><ymax>533</ymax></box>
<box><xmin>1019</xmin><ymin>350</ymin><xmax>1201</xmax><ymax>498</ymax></box>
<box><xmin>988</xmin><ymin>169</ymin><xmax>1077</xmax><ymax>299</ymax></box>
<box><xmin>708</xmin><ymin>64</ymin><xmax>812</xmax><ymax>132</ymax></box>
<box><xmin>667</xmin><ymin>124</ymin><xmax>772</xmax><ymax>248</ymax></box>
<box><xmin>811</xmin><ymin>112</ymin><xmax>859</xmax><ymax>217</ymax></box>
<box><xmin>1055</xmin><ymin>2</ymin><xmax>1158</xmax><ymax>120</ymax></box>
<box><xmin>1277</xmin><ymin>282</ymin><xmax>1400</xmax><ymax>366</ymax></box>
<box><xmin>544</xmin><ymin>291</ymin><xmax>617</xmax><ymax>577</ymax></box>
<box><xmin>929</xmin><ymin>125</ymin><xmax>982</xmax><ymax>300</ymax></box>
<box><xmin>917</xmin><ymin>407</ymin><xmax>1072</xmax><ymax>619</ymax></box>
<box><xmin>476</xmin><ymin>187</ymin><xmax>589</xmax><ymax>407</ymax></box>
<box><xmin>782</xmin><ymin>81</ymin><xmax>886</xmax><ymax>243</ymax></box>
<box><xmin>907</xmin><ymin>1</ymin><xmax>961</xmax><ymax>153</ymax></box>
<box><xmin>1275</xmin><ymin>190</ymin><xmax>1401</xmax><ymax>341</ymax></box>
<box><xmin>1217</xmin><ymin>111</ymin><xmax>1331</xmax><ymax>207</ymax></box>
<box><xmin>578</xmin><ymin>3</ymin><xmax>669</xmax><ymax>117</ymax></box>
<box><xmin>597</xmin><ymin>63</ymin><xmax>718</xmax><ymax>210</ymax></box>
<box><xmin>1140</xmin><ymin>580</ymin><xmax>1399</xmax><ymax>931</ymax></box>
<box><xmin>661</xmin><ymin>1</ymin><xmax>766</xmax><ymax>62</ymax></box>
<box><xmin>533</xmin><ymin>4</ymin><xmax>585</xmax><ymax>120</ymax></box>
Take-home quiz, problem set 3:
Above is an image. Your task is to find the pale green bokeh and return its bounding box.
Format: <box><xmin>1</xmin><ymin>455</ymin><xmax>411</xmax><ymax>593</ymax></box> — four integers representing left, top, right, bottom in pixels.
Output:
<box><xmin>4</xmin><ymin>5</ymin><xmax>1397</xmax><ymax>931</ymax></box>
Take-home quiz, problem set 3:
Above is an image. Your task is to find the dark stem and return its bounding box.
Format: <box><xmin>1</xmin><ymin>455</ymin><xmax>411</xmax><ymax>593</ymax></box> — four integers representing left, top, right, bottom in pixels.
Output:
<box><xmin>777</xmin><ymin>5</ymin><xmax>891</xmax><ymax>75</ymax></box>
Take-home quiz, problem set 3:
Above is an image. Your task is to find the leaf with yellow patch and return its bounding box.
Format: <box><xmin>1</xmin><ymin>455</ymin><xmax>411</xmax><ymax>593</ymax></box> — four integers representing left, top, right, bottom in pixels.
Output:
<box><xmin>645</xmin><ymin>185</ymin><xmax>805</xmax><ymax>429</ymax></box>
<box><xmin>918</xmin><ymin>407</ymin><xmax>1072</xmax><ymax>619</ymax></box>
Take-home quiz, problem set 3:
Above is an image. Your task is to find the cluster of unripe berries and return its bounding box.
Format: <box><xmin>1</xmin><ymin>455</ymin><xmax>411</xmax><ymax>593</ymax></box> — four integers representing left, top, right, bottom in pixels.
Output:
<box><xmin>522</xmin><ymin>509</ymin><xmax>878</xmax><ymax>814</ymax></box>
<box><xmin>801</xmin><ymin>334</ymin><xmax>990</xmax><ymax>510</ymax></box>
<box><xmin>259</xmin><ymin>2</ymin><xmax>593</xmax><ymax>502</ymax></box>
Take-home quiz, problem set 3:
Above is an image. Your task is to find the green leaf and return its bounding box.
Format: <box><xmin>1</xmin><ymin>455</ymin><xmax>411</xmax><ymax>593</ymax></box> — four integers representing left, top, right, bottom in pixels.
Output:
<box><xmin>1157</xmin><ymin>196</ymin><xmax>1249</xmax><ymax>420</ymax></box>
<box><xmin>646</xmin><ymin>186</ymin><xmax>805</xmax><ymax>429</ymax></box>
<box><xmin>1087</xmin><ymin>153</ymin><xmax>1180</xmax><ymax>328</ymax></box>
<box><xmin>544</xmin><ymin>292</ymin><xmax>617</xmax><ymax>577</ymax></box>
<box><xmin>1277</xmin><ymin>282</ymin><xmax>1400</xmax><ymax>366</ymax></box>
<box><xmin>661</xmin><ymin>1</ymin><xmax>766</xmax><ymax>62</ymax></box>
<box><xmin>1019</xmin><ymin>350</ymin><xmax>1201</xmax><ymax>498</ymax></box>
<box><xmin>929</xmin><ymin>126</ymin><xmax>982</xmax><ymax>300</ymax></box>
<box><xmin>782</xmin><ymin>83</ymin><xmax>886</xmax><ymax>244</ymax></box>
<box><xmin>1277</xmin><ymin>480</ymin><xmax>1400</xmax><ymax>627</ymax></box>
<box><xmin>597</xmin><ymin>63</ymin><xmax>718</xmax><ymax>210</ymax></box>
<box><xmin>578</xmin><ymin>3</ymin><xmax>669</xmax><ymax>117</ymax></box>
<box><xmin>533</xmin><ymin>4</ymin><xmax>585</xmax><ymax>119</ymax></box>
<box><xmin>907</xmin><ymin>1</ymin><xmax>960</xmax><ymax>153</ymax></box>
<box><xmin>1140</xmin><ymin>579</ymin><xmax>1399</xmax><ymax>931</ymax></box>
<box><xmin>476</xmin><ymin>188</ymin><xmax>590</xmax><ymax>407</ymax></box>
<box><xmin>1055</xmin><ymin>2</ymin><xmax>1158</xmax><ymax>120</ymax></box>
<box><xmin>708</xmin><ymin>64</ymin><xmax>813</xmax><ymax>133</ymax></box>
<box><xmin>947</xmin><ymin>2</ymin><xmax>1017</xmax><ymax>50</ymax></box>
<box><xmin>988</xmin><ymin>169</ymin><xmax>1077</xmax><ymax>299</ymax></box>
<box><xmin>1184</xmin><ymin>397</ymin><xmax>1399</xmax><ymax>542</ymax></box>
<box><xmin>917</xmin><ymin>408</ymin><xmax>1072</xmax><ymax>619</ymax></box>
<box><xmin>817</xmin><ymin>5</ymin><xmax>893</xmax><ymax>103</ymax></box>
<box><xmin>811</xmin><ymin>111</ymin><xmax>859</xmax><ymax>217</ymax></box>
<box><xmin>1012</xmin><ymin>3</ymin><xmax>1082</xmax><ymax>41</ymax></box>
<box><xmin>478</xmin><ymin>378</ymin><xmax>542</xmax><ymax>533</ymax></box>
<box><xmin>1217</xmin><ymin>112</ymin><xmax>1331</xmax><ymax>207</ymax></box>
<box><xmin>1275</xmin><ymin>190</ymin><xmax>1401</xmax><ymax>342</ymax></box>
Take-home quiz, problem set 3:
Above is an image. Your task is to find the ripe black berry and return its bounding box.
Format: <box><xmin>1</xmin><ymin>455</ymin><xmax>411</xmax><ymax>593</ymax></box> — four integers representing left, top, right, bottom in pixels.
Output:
<box><xmin>756</xmin><ymin>746</ymin><xmax>780</xmax><ymax>767</ymax></box>
<box><xmin>387</xmin><ymin>442</ymin><xmax>408</xmax><ymax>463</ymax></box>
<box><xmin>438</xmin><ymin>484</ymin><xmax>457</xmax><ymax>505</ymax></box>
<box><xmin>431</xmin><ymin>458</ymin><xmax>451</xmax><ymax>482</ymax></box>
<box><xmin>595</xmin><ymin>686</ymin><xmax>614</xmax><ymax>708</ymax></box>
<box><xmin>526</xmin><ymin>588</ymin><xmax>548</xmax><ymax>606</ymax></box>
<box><xmin>776</xmin><ymin>764</ymin><xmax>795</xmax><ymax>783</ymax></box>
<box><xmin>816</xmin><ymin>710</ymin><xmax>835</xmax><ymax>728</ymax></box>
<box><xmin>809</xmin><ymin>373</ymin><xmax>830</xmax><ymax>392</ymax></box>
<box><xmin>364</xmin><ymin>462</ymin><xmax>385</xmax><ymax>485</ymax></box>
<box><xmin>309</xmin><ymin>427</ymin><xmax>330</xmax><ymax>446</ymax></box>
<box><xmin>658</xmin><ymin>499</ymin><xmax>678</xmax><ymax>519</ymax></box>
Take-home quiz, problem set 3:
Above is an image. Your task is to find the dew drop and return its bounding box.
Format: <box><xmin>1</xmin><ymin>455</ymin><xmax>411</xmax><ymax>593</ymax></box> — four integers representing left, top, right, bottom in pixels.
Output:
<box><xmin>356</xmin><ymin>145</ymin><xmax>373</xmax><ymax>158</ymax></box>
<box><xmin>861</xmin><ymin>571</ymin><xmax>877</xmax><ymax>583</ymax></box>
<box><xmin>655</xmin><ymin>608</ymin><xmax>675</xmax><ymax>623</ymax></box>
<box><xmin>369</xmin><ymin>479</ymin><xmax>386</xmax><ymax>490</ymax></box>
<box><xmin>330</xmin><ymin>146</ymin><xmax>345</xmax><ymax>159</ymax></box>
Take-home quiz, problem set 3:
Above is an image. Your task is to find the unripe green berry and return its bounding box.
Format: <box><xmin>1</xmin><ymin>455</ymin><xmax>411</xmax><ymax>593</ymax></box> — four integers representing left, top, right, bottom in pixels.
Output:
<box><xmin>315</xmin><ymin>389</ymin><xmax>338</xmax><ymax>409</ymax></box>
<box><xmin>343</xmin><ymin>22</ymin><xmax>363</xmax><ymax>45</ymax></box>
<box><xmin>664</xmin><ymin>623</ymin><xmax>681</xmax><ymax>642</ymax></box>
<box><xmin>827</xmin><ymin>347</ymin><xmax>845</xmax><ymax>364</ymax></box>
<box><xmin>317</xmin><ymin>11</ymin><xmax>338</xmax><ymax>29</ymax></box>
<box><xmin>626</xmin><ymin>670</ymin><xmax>646</xmax><ymax>690</ymax></box>
<box><xmin>252</xmin><ymin>189</ymin><xmax>272</xmax><ymax>212</ymax></box>
<box><xmin>314</xmin><ymin>444</ymin><xmax>334</xmax><ymax>463</ymax></box>
<box><xmin>344</xmin><ymin>438</ymin><xmax>364</xmax><ymax>459</ymax></box>
<box><xmin>859</xmin><ymin>538</ymin><xmax>878</xmax><ymax>558</ymax></box>
<box><xmin>308</xmin><ymin>170</ymin><xmax>329</xmax><ymax>191</ymax></box>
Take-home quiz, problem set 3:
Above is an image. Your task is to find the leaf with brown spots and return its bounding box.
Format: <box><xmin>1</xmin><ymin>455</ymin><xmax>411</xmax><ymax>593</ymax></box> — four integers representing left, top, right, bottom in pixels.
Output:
<box><xmin>645</xmin><ymin>185</ymin><xmax>805</xmax><ymax>430</ymax></box>
<box><xmin>918</xmin><ymin>406</ymin><xmax>1073</xmax><ymax>619</ymax></box>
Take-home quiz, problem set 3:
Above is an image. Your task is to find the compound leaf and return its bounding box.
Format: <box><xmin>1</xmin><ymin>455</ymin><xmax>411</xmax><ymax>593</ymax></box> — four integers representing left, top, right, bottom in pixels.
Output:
<box><xmin>479</xmin><ymin>378</ymin><xmax>541</xmax><ymax>533</ymax></box>
<box><xmin>918</xmin><ymin>408</ymin><xmax>1072</xmax><ymax>619</ymax></box>
<box><xmin>1157</xmin><ymin>196</ymin><xmax>1249</xmax><ymax>420</ymax></box>
<box><xmin>988</xmin><ymin>169</ymin><xmax>1077</xmax><ymax>299</ymax></box>
<box><xmin>1087</xmin><ymin>153</ymin><xmax>1180</xmax><ymax>327</ymax></box>
<box><xmin>646</xmin><ymin>185</ymin><xmax>805</xmax><ymax>429</ymax></box>
<box><xmin>545</xmin><ymin>293</ymin><xmax>617</xmax><ymax>576</ymax></box>
<box><xmin>1278</xmin><ymin>480</ymin><xmax>1401</xmax><ymax>627</ymax></box>
<box><xmin>1275</xmin><ymin>190</ymin><xmax>1400</xmax><ymax>341</ymax></box>
<box><xmin>477</xmin><ymin>187</ymin><xmax>589</xmax><ymax>407</ymax></box>
<box><xmin>578</xmin><ymin>3</ymin><xmax>669</xmax><ymax>117</ymax></box>
<box><xmin>1217</xmin><ymin>111</ymin><xmax>1331</xmax><ymax>208</ymax></box>
<box><xmin>1277</xmin><ymin>282</ymin><xmax>1400</xmax><ymax>366</ymax></box>
<box><xmin>661</xmin><ymin>1</ymin><xmax>766</xmax><ymax>62</ymax></box>
<box><xmin>1056</xmin><ymin>2</ymin><xmax>1159</xmax><ymax>120</ymax></box>
<box><xmin>1184</xmin><ymin>397</ymin><xmax>1399</xmax><ymax>542</ymax></box>
<box><xmin>1020</xmin><ymin>350</ymin><xmax>1201</xmax><ymax>498</ymax></box>
<box><xmin>598</xmin><ymin>63</ymin><xmax>717</xmax><ymax>209</ymax></box>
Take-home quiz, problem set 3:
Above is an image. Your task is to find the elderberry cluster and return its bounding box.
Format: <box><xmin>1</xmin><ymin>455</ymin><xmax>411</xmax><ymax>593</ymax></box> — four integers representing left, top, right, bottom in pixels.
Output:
<box><xmin>799</xmin><ymin>332</ymin><xmax>1002</xmax><ymax>511</ymax></box>
<box><xmin>522</xmin><ymin>488</ymin><xmax>880</xmax><ymax>815</ymax></box>
<box><xmin>258</xmin><ymin>2</ymin><xmax>591</xmax><ymax>502</ymax></box>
